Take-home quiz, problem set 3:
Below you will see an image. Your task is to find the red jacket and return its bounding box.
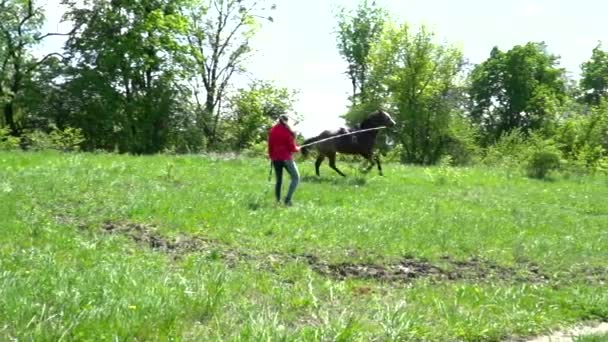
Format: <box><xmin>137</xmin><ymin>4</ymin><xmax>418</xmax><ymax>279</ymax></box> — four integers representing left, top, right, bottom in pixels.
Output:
<box><xmin>268</xmin><ymin>122</ymin><xmax>300</xmax><ymax>160</ymax></box>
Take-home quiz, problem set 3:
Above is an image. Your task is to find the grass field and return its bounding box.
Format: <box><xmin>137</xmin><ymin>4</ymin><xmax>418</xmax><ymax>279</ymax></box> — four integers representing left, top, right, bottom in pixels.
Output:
<box><xmin>1</xmin><ymin>150</ymin><xmax>607</xmax><ymax>341</ymax></box>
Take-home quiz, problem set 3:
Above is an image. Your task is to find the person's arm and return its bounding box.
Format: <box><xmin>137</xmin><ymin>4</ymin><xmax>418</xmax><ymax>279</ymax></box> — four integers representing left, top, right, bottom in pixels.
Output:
<box><xmin>287</xmin><ymin>133</ymin><xmax>300</xmax><ymax>153</ymax></box>
<box><xmin>267</xmin><ymin>130</ymin><xmax>274</xmax><ymax>158</ymax></box>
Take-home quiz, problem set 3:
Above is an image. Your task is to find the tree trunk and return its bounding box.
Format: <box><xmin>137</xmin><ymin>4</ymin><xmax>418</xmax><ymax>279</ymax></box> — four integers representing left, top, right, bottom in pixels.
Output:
<box><xmin>205</xmin><ymin>91</ymin><xmax>216</xmax><ymax>145</ymax></box>
<box><xmin>4</xmin><ymin>101</ymin><xmax>18</xmax><ymax>136</ymax></box>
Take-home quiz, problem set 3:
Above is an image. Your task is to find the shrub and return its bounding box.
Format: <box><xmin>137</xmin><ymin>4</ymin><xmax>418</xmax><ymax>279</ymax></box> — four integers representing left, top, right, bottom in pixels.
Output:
<box><xmin>243</xmin><ymin>140</ymin><xmax>267</xmax><ymax>158</ymax></box>
<box><xmin>481</xmin><ymin>128</ymin><xmax>529</xmax><ymax>168</ymax></box>
<box><xmin>524</xmin><ymin>137</ymin><xmax>562</xmax><ymax>179</ymax></box>
<box><xmin>0</xmin><ymin>127</ymin><xmax>21</xmax><ymax>151</ymax></box>
<box><xmin>526</xmin><ymin>149</ymin><xmax>561</xmax><ymax>179</ymax></box>
<box><xmin>554</xmin><ymin>101</ymin><xmax>608</xmax><ymax>174</ymax></box>
<box><xmin>22</xmin><ymin>125</ymin><xmax>85</xmax><ymax>152</ymax></box>
<box><xmin>443</xmin><ymin>116</ymin><xmax>482</xmax><ymax>166</ymax></box>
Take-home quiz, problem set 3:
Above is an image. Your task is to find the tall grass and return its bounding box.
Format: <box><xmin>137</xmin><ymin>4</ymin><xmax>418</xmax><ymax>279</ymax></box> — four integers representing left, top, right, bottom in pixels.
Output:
<box><xmin>1</xmin><ymin>150</ymin><xmax>607</xmax><ymax>341</ymax></box>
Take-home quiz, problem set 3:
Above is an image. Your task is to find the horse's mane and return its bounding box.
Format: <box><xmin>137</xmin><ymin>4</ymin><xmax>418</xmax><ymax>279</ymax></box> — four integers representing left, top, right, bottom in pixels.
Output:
<box><xmin>359</xmin><ymin>110</ymin><xmax>383</xmax><ymax>129</ymax></box>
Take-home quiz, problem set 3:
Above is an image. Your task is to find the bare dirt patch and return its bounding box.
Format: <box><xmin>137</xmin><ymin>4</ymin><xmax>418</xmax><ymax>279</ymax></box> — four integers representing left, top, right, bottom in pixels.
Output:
<box><xmin>301</xmin><ymin>254</ymin><xmax>550</xmax><ymax>284</ymax></box>
<box><xmin>440</xmin><ymin>255</ymin><xmax>550</xmax><ymax>283</ymax></box>
<box><xmin>101</xmin><ymin>220</ymin><xmax>244</xmax><ymax>264</ymax></box>
<box><xmin>567</xmin><ymin>265</ymin><xmax>608</xmax><ymax>286</ymax></box>
<box><xmin>303</xmin><ymin>254</ymin><xmax>442</xmax><ymax>282</ymax></box>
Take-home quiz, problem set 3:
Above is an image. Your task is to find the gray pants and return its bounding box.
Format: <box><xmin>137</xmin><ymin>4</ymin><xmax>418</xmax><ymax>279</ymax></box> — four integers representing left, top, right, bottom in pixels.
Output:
<box><xmin>272</xmin><ymin>160</ymin><xmax>300</xmax><ymax>204</ymax></box>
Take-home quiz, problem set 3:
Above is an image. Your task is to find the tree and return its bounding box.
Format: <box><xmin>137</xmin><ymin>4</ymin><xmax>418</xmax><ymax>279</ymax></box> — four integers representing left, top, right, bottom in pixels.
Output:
<box><xmin>224</xmin><ymin>80</ymin><xmax>297</xmax><ymax>149</ymax></box>
<box><xmin>0</xmin><ymin>0</ymin><xmax>67</xmax><ymax>135</ymax></box>
<box><xmin>345</xmin><ymin>22</ymin><xmax>464</xmax><ymax>165</ymax></box>
<box><xmin>60</xmin><ymin>0</ymin><xmax>191</xmax><ymax>153</ymax></box>
<box><xmin>580</xmin><ymin>43</ymin><xmax>608</xmax><ymax>106</ymax></box>
<box><xmin>468</xmin><ymin>42</ymin><xmax>567</xmax><ymax>143</ymax></box>
<box><xmin>335</xmin><ymin>0</ymin><xmax>387</xmax><ymax>105</ymax></box>
<box><xmin>186</xmin><ymin>0</ymin><xmax>276</xmax><ymax>148</ymax></box>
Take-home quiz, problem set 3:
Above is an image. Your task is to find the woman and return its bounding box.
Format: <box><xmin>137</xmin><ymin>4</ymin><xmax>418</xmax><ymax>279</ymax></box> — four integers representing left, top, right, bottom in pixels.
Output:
<box><xmin>267</xmin><ymin>114</ymin><xmax>300</xmax><ymax>206</ymax></box>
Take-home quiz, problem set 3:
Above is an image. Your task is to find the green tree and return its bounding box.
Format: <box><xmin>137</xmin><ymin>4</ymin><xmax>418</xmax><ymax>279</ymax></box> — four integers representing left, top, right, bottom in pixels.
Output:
<box><xmin>468</xmin><ymin>42</ymin><xmax>567</xmax><ymax>143</ymax></box>
<box><xmin>60</xmin><ymin>0</ymin><xmax>191</xmax><ymax>153</ymax></box>
<box><xmin>346</xmin><ymin>22</ymin><xmax>464</xmax><ymax>165</ymax></box>
<box><xmin>335</xmin><ymin>0</ymin><xmax>387</xmax><ymax>105</ymax></box>
<box><xmin>224</xmin><ymin>80</ymin><xmax>297</xmax><ymax>150</ymax></box>
<box><xmin>186</xmin><ymin>0</ymin><xmax>276</xmax><ymax>149</ymax></box>
<box><xmin>580</xmin><ymin>43</ymin><xmax>608</xmax><ymax>106</ymax></box>
<box><xmin>0</xmin><ymin>0</ymin><xmax>66</xmax><ymax>135</ymax></box>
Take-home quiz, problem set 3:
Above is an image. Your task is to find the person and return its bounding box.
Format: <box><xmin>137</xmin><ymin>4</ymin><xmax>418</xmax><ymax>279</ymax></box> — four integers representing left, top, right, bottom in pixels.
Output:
<box><xmin>268</xmin><ymin>114</ymin><xmax>300</xmax><ymax>206</ymax></box>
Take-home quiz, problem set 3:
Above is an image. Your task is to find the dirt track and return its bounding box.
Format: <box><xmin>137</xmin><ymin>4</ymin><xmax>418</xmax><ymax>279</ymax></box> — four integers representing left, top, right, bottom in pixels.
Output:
<box><xmin>99</xmin><ymin>219</ymin><xmax>606</xmax><ymax>286</ymax></box>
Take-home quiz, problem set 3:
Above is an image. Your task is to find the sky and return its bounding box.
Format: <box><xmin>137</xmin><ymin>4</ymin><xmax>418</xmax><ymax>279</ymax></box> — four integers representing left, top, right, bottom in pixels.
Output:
<box><xmin>37</xmin><ymin>0</ymin><xmax>608</xmax><ymax>137</ymax></box>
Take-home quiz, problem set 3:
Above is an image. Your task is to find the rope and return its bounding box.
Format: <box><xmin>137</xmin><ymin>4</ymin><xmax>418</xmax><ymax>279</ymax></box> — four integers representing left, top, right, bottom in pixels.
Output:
<box><xmin>298</xmin><ymin>126</ymin><xmax>387</xmax><ymax>149</ymax></box>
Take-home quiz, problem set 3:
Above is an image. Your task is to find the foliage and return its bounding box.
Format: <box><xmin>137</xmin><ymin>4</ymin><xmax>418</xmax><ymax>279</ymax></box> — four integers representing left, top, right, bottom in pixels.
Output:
<box><xmin>359</xmin><ymin>22</ymin><xmax>465</xmax><ymax>165</ymax></box>
<box><xmin>481</xmin><ymin>128</ymin><xmax>529</xmax><ymax>167</ymax></box>
<box><xmin>468</xmin><ymin>42</ymin><xmax>567</xmax><ymax>144</ymax></box>
<box><xmin>164</xmin><ymin>108</ymin><xmax>208</xmax><ymax>154</ymax></box>
<box><xmin>0</xmin><ymin>0</ymin><xmax>52</xmax><ymax>135</ymax></box>
<box><xmin>0</xmin><ymin>127</ymin><xmax>20</xmax><ymax>150</ymax></box>
<box><xmin>554</xmin><ymin>101</ymin><xmax>608</xmax><ymax>173</ymax></box>
<box><xmin>524</xmin><ymin>137</ymin><xmax>562</xmax><ymax>179</ymax></box>
<box><xmin>21</xmin><ymin>124</ymin><xmax>85</xmax><ymax>151</ymax></box>
<box><xmin>57</xmin><ymin>0</ymin><xmax>193</xmax><ymax>154</ymax></box>
<box><xmin>480</xmin><ymin>130</ymin><xmax>564</xmax><ymax>179</ymax></box>
<box><xmin>335</xmin><ymin>0</ymin><xmax>387</xmax><ymax>104</ymax></box>
<box><xmin>580</xmin><ymin>43</ymin><xmax>608</xmax><ymax>105</ymax></box>
<box><xmin>224</xmin><ymin>80</ymin><xmax>298</xmax><ymax>150</ymax></box>
<box><xmin>442</xmin><ymin>114</ymin><xmax>482</xmax><ymax>166</ymax></box>
<box><xmin>185</xmin><ymin>0</ymin><xmax>276</xmax><ymax>148</ymax></box>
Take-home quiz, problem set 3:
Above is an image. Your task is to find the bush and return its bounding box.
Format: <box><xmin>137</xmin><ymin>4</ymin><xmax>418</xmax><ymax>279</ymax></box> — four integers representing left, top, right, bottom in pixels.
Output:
<box><xmin>0</xmin><ymin>127</ymin><xmax>21</xmax><ymax>151</ymax></box>
<box><xmin>243</xmin><ymin>140</ymin><xmax>268</xmax><ymax>158</ymax></box>
<box><xmin>526</xmin><ymin>149</ymin><xmax>561</xmax><ymax>179</ymax></box>
<box><xmin>22</xmin><ymin>125</ymin><xmax>85</xmax><ymax>152</ymax></box>
<box><xmin>554</xmin><ymin>101</ymin><xmax>608</xmax><ymax>174</ymax></box>
<box><xmin>524</xmin><ymin>138</ymin><xmax>562</xmax><ymax>179</ymax></box>
<box><xmin>443</xmin><ymin>116</ymin><xmax>482</xmax><ymax>166</ymax></box>
<box><xmin>481</xmin><ymin>128</ymin><xmax>529</xmax><ymax>168</ymax></box>
<box><xmin>383</xmin><ymin>143</ymin><xmax>404</xmax><ymax>163</ymax></box>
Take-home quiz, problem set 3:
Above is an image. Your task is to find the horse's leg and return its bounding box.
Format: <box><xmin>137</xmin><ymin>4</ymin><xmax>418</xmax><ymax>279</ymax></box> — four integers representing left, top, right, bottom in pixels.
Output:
<box><xmin>328</xmin><ymin>153</ymin><xmax>346</xmax><ymax>177</ymax></box>
<box><xmin>375</xmin><ymin>153</ymin><xmax>383</xmax><ymax>176</ymax></box>
<box><xmin>360</xmin><ymin>152</ymin><xmax>374</xmax><ymax>173</ymax></box>
<box><xmin>315</xmin><ymin>154</ymin><xmax>325</xmax><ymax>176</ymax></box>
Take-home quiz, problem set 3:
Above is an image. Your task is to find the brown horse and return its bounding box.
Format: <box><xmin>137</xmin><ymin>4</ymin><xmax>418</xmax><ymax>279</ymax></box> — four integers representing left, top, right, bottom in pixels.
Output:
<box><xmin>301</xmin><ymin>110</ymin><xmax>396</xmax><ymax>177</ymax></box>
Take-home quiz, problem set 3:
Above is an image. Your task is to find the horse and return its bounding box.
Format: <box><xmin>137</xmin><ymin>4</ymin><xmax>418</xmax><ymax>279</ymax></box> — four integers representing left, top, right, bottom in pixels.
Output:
<box><xmin>300</xmin><ymin>109</ymin><xmax>396</xmax><ymax>177</ymax></box>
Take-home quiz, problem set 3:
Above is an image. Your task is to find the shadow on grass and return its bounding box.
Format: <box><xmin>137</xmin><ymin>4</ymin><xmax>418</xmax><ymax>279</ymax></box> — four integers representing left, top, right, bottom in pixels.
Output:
<box><xmin>300</xmin><ymin>175</ymin><xmax>367</xmax><ymax>186</ymax></box>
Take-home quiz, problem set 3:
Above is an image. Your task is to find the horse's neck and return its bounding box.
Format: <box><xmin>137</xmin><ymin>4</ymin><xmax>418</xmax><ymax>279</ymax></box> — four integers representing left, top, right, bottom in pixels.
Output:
<box><xmin>359</xmin><ymin>118</ymin><xmax>378</xmax><ymax>130</ymax></box>
<box><xmin>357</xmin><ymin>127</ymin><xmax>379</xmax><ymax>141</ymax></box>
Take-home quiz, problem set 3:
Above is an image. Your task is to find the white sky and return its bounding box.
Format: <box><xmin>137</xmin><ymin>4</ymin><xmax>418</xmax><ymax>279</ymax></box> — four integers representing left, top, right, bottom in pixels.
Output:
<box><xmin>37</xmin><ymin>0</ymin><xmax>608</xmax><ymax>137</ymax></box>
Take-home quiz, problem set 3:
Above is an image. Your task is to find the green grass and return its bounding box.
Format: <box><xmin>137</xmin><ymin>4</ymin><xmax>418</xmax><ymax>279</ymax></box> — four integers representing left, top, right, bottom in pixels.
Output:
<box><xmin>1</xmin><ymin>150</ymin><xmax>607</xmax><ymax>341</ymax></box>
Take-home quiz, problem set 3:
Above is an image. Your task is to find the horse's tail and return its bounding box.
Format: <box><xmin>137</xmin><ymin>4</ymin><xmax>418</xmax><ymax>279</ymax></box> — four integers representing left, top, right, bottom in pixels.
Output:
<box><xmin>300</xmin><ymin>136</ymin><xmax>321</xmax><ymax>157</ymax></box>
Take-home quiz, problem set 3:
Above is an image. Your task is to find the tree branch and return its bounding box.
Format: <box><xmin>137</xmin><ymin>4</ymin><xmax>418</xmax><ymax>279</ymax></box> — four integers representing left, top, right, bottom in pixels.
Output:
<box><xmin>216</xmin><ymin>1</ymin><xmax>259</xmax><ymax>59</ymax></box>
<box><xmin>34</xmin><ymin>32</ymin><xmax>70</xmax><ymax>41</ymax></box>
<box><xmin>17</xmin><ymin>0</ymin><xmax>35</xmax><ymax>38</ymax></box>
<box><xmin>26</xmin><ymin>52</ymin><xmax>65</xmax><ymax>74</ymax></box>
<box><xmin>214</xmin><ymin>65</ymin><xmax>236</xmax><ymax>108</ymax></box>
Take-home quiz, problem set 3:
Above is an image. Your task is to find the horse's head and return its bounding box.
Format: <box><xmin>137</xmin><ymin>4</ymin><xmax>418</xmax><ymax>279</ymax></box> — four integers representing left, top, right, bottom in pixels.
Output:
<box><xmin>366</xmin><ymin>109</ymin><xmax>396</xmax><ymax>128</ymax></box>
